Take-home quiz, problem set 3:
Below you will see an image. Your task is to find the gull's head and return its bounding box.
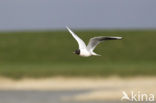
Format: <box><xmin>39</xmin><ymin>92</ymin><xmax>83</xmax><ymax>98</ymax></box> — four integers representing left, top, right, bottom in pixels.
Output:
<box><xmin>73</xmin><ymin>49</ymin><xmax>80</xmax><ymax>55</ymax></box>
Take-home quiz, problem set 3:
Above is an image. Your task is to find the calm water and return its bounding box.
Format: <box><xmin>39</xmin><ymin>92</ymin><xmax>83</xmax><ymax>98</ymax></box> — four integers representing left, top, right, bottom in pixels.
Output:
<box><xmin>0</xmin><ymin>90</ymin><xmax>122</xmax><ymax>103</ymax></box>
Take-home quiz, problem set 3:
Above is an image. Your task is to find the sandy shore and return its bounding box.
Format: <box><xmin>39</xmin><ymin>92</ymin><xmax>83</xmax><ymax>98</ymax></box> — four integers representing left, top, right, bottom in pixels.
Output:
<box><xmin>0</xmin><ymin>76</ymin><xmax>156</xmax><ymax>101</ymax></box>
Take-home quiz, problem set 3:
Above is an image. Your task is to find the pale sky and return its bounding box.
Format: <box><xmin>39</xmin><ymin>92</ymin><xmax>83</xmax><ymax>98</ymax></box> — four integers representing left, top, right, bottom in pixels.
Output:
<box><xmin>0</xmin><ymin>0</ymin><xmax>156</xmax><ymax>30</ymax></box>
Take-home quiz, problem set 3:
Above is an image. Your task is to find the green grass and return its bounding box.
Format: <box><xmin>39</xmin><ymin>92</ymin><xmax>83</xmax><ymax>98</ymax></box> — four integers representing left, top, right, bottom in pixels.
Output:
<box><xmin>0</xmin><ymin>30</ymin><xmax>156</xmax><ymax>78</ymax></box>
<box><xmin>0</xmin><ymin>62</ymin><xmax>155</xmax><ymax>78</ymax></box>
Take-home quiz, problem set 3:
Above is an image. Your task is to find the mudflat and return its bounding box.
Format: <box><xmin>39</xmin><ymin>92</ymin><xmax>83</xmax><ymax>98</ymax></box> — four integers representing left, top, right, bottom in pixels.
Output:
<box><xmin>0</xmin><ymin>77</ymin><xmax>156</xmax><ymax>101</ymax></box>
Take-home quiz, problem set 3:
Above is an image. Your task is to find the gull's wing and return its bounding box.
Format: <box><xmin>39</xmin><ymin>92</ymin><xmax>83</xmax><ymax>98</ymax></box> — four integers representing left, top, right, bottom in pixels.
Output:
<box><xmin>87</xmin><ymin>36</ymin><xmax>122</xmax><ymax>52</ymax></box>
<box><xmin>66</xmin><ymin>27</ymin><xmax>87</xmax><ymax>49</ymax></box>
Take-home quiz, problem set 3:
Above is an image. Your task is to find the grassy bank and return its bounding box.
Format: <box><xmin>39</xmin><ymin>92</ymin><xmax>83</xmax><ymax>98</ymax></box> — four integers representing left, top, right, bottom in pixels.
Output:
<box><xmin>0</xmin><ymin>30</ymin><xmax>155</xmax><ymax>78</ymax></box>
<box><xmin>0</xmin><ymin>62</ymin><xmax>155</xmax><ymax>78</ymax></box>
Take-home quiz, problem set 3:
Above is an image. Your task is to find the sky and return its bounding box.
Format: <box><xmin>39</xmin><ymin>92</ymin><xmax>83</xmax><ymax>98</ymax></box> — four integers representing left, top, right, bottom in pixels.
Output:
<box><xmin>0</xmin><ymin>0</ymin><xmax>156</xmax><ymax>31</ymax></box>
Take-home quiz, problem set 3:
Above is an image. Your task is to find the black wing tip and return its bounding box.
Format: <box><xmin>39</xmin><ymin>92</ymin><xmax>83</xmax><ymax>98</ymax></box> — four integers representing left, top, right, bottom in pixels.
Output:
<box><xmin>101</xmin><ymin>36</ymin><xmax>123</xmax><ymax>40</ymax></box>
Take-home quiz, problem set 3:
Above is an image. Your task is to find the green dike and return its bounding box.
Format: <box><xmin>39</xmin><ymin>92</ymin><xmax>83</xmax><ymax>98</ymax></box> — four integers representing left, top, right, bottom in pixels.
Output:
<box><xmin>0</xmin><ymin>30</ymin><xmax>155</xmax><ymax>78</ymax></box>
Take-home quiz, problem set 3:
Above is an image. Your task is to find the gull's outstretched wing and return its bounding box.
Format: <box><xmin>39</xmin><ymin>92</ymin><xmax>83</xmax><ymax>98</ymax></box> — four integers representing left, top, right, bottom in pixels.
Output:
<box><xmin>87</xmin><ymin>36</ymin><xmax>122</xmax><ymax>52</ymax></box>
<box><xmin>66</xmin><ymin>27</ymin><xmax>87</xmax><ymax>49</ymax></box>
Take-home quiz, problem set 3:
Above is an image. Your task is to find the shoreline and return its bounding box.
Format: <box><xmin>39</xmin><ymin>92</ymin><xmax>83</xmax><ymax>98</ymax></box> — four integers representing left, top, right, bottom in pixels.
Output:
<box><xmin>0</xmin><ymin>76</ymin><xmax>156</xmax><ymax>90</ymax></box>
<box><xmin>0</xmin><ymin>76</ymin><xmax>156</xmax><ymax>101</ymax></box>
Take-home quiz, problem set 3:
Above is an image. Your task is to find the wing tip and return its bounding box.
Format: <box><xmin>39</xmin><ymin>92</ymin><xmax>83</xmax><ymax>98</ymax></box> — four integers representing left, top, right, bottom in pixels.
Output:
<box><xmin>66</xmin><ymin>26</ymin><xmax>69</xmax><ymax>28</ymax></box>
<box><xmin>66</xmin><ymin>26</ymin><xmax>70</xmax><ymax>30</ymax></box>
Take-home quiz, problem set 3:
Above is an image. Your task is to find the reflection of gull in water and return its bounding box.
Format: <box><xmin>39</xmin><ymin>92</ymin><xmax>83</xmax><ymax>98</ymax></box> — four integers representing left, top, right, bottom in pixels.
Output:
<box><xmin>66</xmin><ymin>26</ymin><xmax>123</xmax><ymax>57</ymax></box>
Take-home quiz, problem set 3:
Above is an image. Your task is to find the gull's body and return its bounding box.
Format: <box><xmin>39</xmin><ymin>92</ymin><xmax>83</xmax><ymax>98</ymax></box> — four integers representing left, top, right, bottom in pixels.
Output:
<box><xmin>66</xmin><ymin>27</ymin><xmax>122</xmax><ymax>57</ymax></box>
<box><xmin>79</xmin><ymin>49</ymin><xmax>91</xmax><ymax>57</ymax></box>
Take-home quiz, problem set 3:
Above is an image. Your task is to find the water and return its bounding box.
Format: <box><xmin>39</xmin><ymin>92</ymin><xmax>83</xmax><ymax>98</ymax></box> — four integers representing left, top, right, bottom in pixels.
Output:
<box><xmin>0</xmin><ymin>90</ymin><xmax>120</xmax><ymax>103</ymax></box>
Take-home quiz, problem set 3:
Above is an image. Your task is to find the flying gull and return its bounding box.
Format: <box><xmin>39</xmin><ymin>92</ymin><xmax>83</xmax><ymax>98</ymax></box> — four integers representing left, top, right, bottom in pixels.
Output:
<box><xmin>66</xmin><ymin>27</ymin><xmax>123</xmax><ymax>57</ymax></box>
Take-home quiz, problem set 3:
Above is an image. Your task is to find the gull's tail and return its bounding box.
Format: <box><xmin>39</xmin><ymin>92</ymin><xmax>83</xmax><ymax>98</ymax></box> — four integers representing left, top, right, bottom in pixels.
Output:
<box><xmin>91</xmin><ymin>52</ymin><xmax>101</xmax><ymax>56</ymax></box>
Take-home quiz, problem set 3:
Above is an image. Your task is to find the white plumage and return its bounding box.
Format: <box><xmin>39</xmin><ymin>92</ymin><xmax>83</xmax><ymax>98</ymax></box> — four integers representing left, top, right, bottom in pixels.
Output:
<box><xmin>66</xmin><ymin>26</ymin><xmax>122</xmax><ymax>57</ymax></box>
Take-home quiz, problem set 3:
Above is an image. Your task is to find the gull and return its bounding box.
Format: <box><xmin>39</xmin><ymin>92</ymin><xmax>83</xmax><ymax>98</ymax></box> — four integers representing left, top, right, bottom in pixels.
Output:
<box><xmin>66</xmin><ymin>27</ymin><xmax>123</xmax><ymax>57</ymax></box>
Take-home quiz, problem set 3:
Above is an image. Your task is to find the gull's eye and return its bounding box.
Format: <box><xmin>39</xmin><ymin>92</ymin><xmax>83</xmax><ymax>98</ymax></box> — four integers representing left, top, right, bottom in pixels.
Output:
<box><xmin>75</xmin><ymin>49</ymin><xmax>80</xmax><ymax>55</ymax></box>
